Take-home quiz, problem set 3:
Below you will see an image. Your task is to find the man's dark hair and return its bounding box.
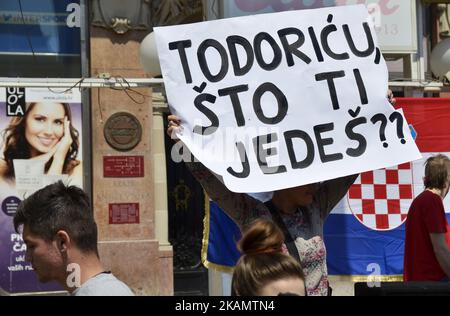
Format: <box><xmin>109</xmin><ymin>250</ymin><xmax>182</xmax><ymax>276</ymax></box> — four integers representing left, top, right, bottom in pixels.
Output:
<box><xmin>14</xmin><ymin>181</ymin><xmax>98</xmax><ymax>255</ymax></box>
<box><xmin>424</xmin><ymin>154</ymin><xmax>450</xmax><ymax>190</ymax></box>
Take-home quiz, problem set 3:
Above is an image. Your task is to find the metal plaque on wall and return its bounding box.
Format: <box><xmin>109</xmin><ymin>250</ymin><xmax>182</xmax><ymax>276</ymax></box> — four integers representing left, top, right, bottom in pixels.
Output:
<box><xmin>104</xmin><ymin>112</ymin><xmax>142</xmax><ymax>151</ymax></box>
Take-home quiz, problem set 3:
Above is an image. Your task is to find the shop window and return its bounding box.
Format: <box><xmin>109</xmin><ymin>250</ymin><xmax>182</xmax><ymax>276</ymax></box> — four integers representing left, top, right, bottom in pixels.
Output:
<box><xmin>0</xmin><ymin>0</ymin><xmax>82</xmax><ymax>77</ymax></box>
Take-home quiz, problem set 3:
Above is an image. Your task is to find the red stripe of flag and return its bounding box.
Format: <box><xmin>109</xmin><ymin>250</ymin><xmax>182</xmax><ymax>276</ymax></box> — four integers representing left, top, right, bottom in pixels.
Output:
<box><xmin>396</xmin><ymin>98</ymin><xmax>450</xmax><ymax>153</ymax></box>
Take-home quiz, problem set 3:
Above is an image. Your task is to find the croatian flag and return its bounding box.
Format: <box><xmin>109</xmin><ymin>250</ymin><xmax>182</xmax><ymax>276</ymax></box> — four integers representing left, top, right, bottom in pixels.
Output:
<box><xmin>325</xmin><ymin>98</ymin><xmax>450</xmax><ymax>277</ymax></box>
<box><xmin>203</xmin><ymin>98</ymin><xmax>450</xmax><ymax>277</ymax></box>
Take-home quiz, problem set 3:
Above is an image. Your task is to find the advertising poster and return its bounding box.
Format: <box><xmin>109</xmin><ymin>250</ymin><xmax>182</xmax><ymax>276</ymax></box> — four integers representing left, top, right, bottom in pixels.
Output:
<box><xmin>0</xmin><ymin>87</ymin><xmax>83</xmax><ymax>294</ymax></box>
<box><xmin>220</xmin><ymin>0</ymin><xmax>417</xmax><ymax>53</ymax></box>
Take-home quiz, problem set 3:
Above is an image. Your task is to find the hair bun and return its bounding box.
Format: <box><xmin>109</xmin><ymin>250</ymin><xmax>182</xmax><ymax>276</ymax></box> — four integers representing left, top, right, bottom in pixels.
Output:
<box><xmin>238</xmin><ymin>219</ymin><xmax>285</xmax><ymax>255</ymax></box>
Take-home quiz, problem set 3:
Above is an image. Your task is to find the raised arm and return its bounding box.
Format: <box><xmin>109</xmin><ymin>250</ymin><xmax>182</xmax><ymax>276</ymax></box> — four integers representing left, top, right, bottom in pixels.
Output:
<box><xmin>317</xmin><ymin>174</ymin><xmax>359</xmax><ymax>219</ymax></box>
<box><xmin>186</xmin><ymin>161</ymin><xmax>260</xmax><ymax>226</ymax></box>
<box><xmin>168</xmin><ymin>115</ymin><xmax>259</xmax><ymax>227</ymax></box>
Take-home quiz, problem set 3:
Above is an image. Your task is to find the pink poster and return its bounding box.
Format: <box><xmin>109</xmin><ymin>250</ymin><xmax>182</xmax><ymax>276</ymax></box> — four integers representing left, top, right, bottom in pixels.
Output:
<box><xmin>0</xmin><ymin>87</ymin><xmax>83</xmax><ymax>294</ymax></box>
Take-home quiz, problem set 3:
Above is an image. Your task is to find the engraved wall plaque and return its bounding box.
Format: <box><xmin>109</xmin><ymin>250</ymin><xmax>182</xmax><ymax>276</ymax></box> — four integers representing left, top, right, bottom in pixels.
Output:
<box><xmin>104</xmin><ymin>112</ymin><xmax>142</xmax><ymax>151</ymax></box>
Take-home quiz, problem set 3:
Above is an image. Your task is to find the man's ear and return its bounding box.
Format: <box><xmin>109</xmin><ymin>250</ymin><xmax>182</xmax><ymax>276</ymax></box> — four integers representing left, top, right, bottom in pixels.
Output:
<box><xmin>55</xmin><ymin>230</ymin><xmax>71</xmax><ymax>253</ymax></box>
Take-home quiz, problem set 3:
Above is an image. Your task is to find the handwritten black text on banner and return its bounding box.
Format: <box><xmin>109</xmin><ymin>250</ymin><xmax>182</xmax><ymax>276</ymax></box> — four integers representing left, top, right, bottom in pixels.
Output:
<box><xmin>154</xmin><ymin>5</ymin><xmax>421</xmax><ymax>193</ymax></box>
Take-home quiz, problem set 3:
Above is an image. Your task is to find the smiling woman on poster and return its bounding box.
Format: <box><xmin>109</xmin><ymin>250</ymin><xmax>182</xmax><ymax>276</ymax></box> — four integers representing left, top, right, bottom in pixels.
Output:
<box><xmin>0</xmin><ymin>101</ymin><xmax>82</xmax><ymax>188</ymax></box>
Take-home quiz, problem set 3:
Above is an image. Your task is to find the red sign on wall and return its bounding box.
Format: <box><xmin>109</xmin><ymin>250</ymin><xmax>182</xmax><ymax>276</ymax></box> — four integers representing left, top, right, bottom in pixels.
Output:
<box><xmin>103</xmin><ymin>156</ymin><xmax>144</xmax><ymax>177</ymax></box>
<box><xmin>109</xmin><ymin>203</ymin><xmax>140</xmax><ymax>224</ymax></box>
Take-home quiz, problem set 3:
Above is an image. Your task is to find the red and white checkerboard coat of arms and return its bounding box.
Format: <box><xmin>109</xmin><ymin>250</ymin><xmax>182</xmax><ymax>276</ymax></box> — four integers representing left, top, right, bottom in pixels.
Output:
<box><xmin>347</xmin><ymin>163</ymin><xmax>414</xmax><ymax>231</ymax></box>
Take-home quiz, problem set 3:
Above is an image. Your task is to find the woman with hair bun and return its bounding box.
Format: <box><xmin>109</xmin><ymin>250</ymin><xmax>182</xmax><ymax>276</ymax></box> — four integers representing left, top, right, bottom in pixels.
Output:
<box><xmin>232</xmin><ymin>219</ymin><xmax>306</xmax><ymax>296</ymax></box>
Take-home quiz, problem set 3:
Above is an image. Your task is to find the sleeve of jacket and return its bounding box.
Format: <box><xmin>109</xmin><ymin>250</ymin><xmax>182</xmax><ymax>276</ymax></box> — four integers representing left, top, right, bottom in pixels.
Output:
<box><xmin>317</xmin><ymin>174</ymin><xmax>359</xmax><ymax>220</ymax></box>
<box><xmin>185</xmin><ymin>160</ymin><xmax>260</xmax><ymax>227</ymax></box>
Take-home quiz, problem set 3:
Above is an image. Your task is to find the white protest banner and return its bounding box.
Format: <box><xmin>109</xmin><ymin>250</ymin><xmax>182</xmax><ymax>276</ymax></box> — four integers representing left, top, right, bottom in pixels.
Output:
<box><xmin>154</xmin><ymin>4</ymin><xmax>421</xmax><ymax>193</ymax></box>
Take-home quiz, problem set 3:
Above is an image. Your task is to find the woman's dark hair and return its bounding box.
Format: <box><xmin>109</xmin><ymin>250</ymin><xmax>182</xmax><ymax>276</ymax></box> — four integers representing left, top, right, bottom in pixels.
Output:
<box><xmin>231</xmin><ymin>219</ymin><xmax>305</xmax><ymax>296</ymax></box>
<box><xmin>1</xmin><ymin>102</ymin><xmax>80</xmax><ymax>178</ymax></box>
<box><xmin>424</xmin><ymin>154</ymin><xmax>450</xmax><ymax>190</ymax></box>
<box><xmin>13</xmin><ymin>181</ymin><xmax>98</xmax><ymax>255</ymax></box>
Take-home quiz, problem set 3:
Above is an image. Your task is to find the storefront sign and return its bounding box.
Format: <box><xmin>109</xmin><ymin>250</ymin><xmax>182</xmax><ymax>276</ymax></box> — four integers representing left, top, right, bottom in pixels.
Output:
<box><xmin>220</xmin><ymin>0</ymin><xmax>417</xmax><ymax>53</ymax></box>
<box><xmin>0</xmin><ymin>0</ymin><xmax>81</xmax><ymax>55</ymax></box>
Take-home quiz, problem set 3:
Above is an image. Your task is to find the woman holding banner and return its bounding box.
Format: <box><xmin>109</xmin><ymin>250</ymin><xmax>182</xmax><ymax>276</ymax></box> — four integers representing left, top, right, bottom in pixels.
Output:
<box><xmin>167</xmin><ymin>92</ymin><xmax>396</xmax><ymax>296</ymax></box>
<box><xmin>0</xmin><ymin>101</ymin><xmax>82</xmax><ymax>187</ymax></box>
<box><xmin>168</xmin><ymin>113</ymin><xmax>353</xmax><ymax>296</ymax></box>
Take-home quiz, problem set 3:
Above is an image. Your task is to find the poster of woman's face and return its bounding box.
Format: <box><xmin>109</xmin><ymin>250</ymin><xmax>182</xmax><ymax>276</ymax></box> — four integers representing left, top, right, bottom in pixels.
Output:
<box><xmin>25</xmin><ymin>102</ymin><xmax>68</xmax><ymax>155</ymax></box>
<box><xmin>0</xmin><ymin>87</ymin><xmax>83</xmax><ymax>294</ymax></box>
<box><xmin>1</xmin><ymin>90</ymin><xmax>83</xmax><ymax>160</ymax></box>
